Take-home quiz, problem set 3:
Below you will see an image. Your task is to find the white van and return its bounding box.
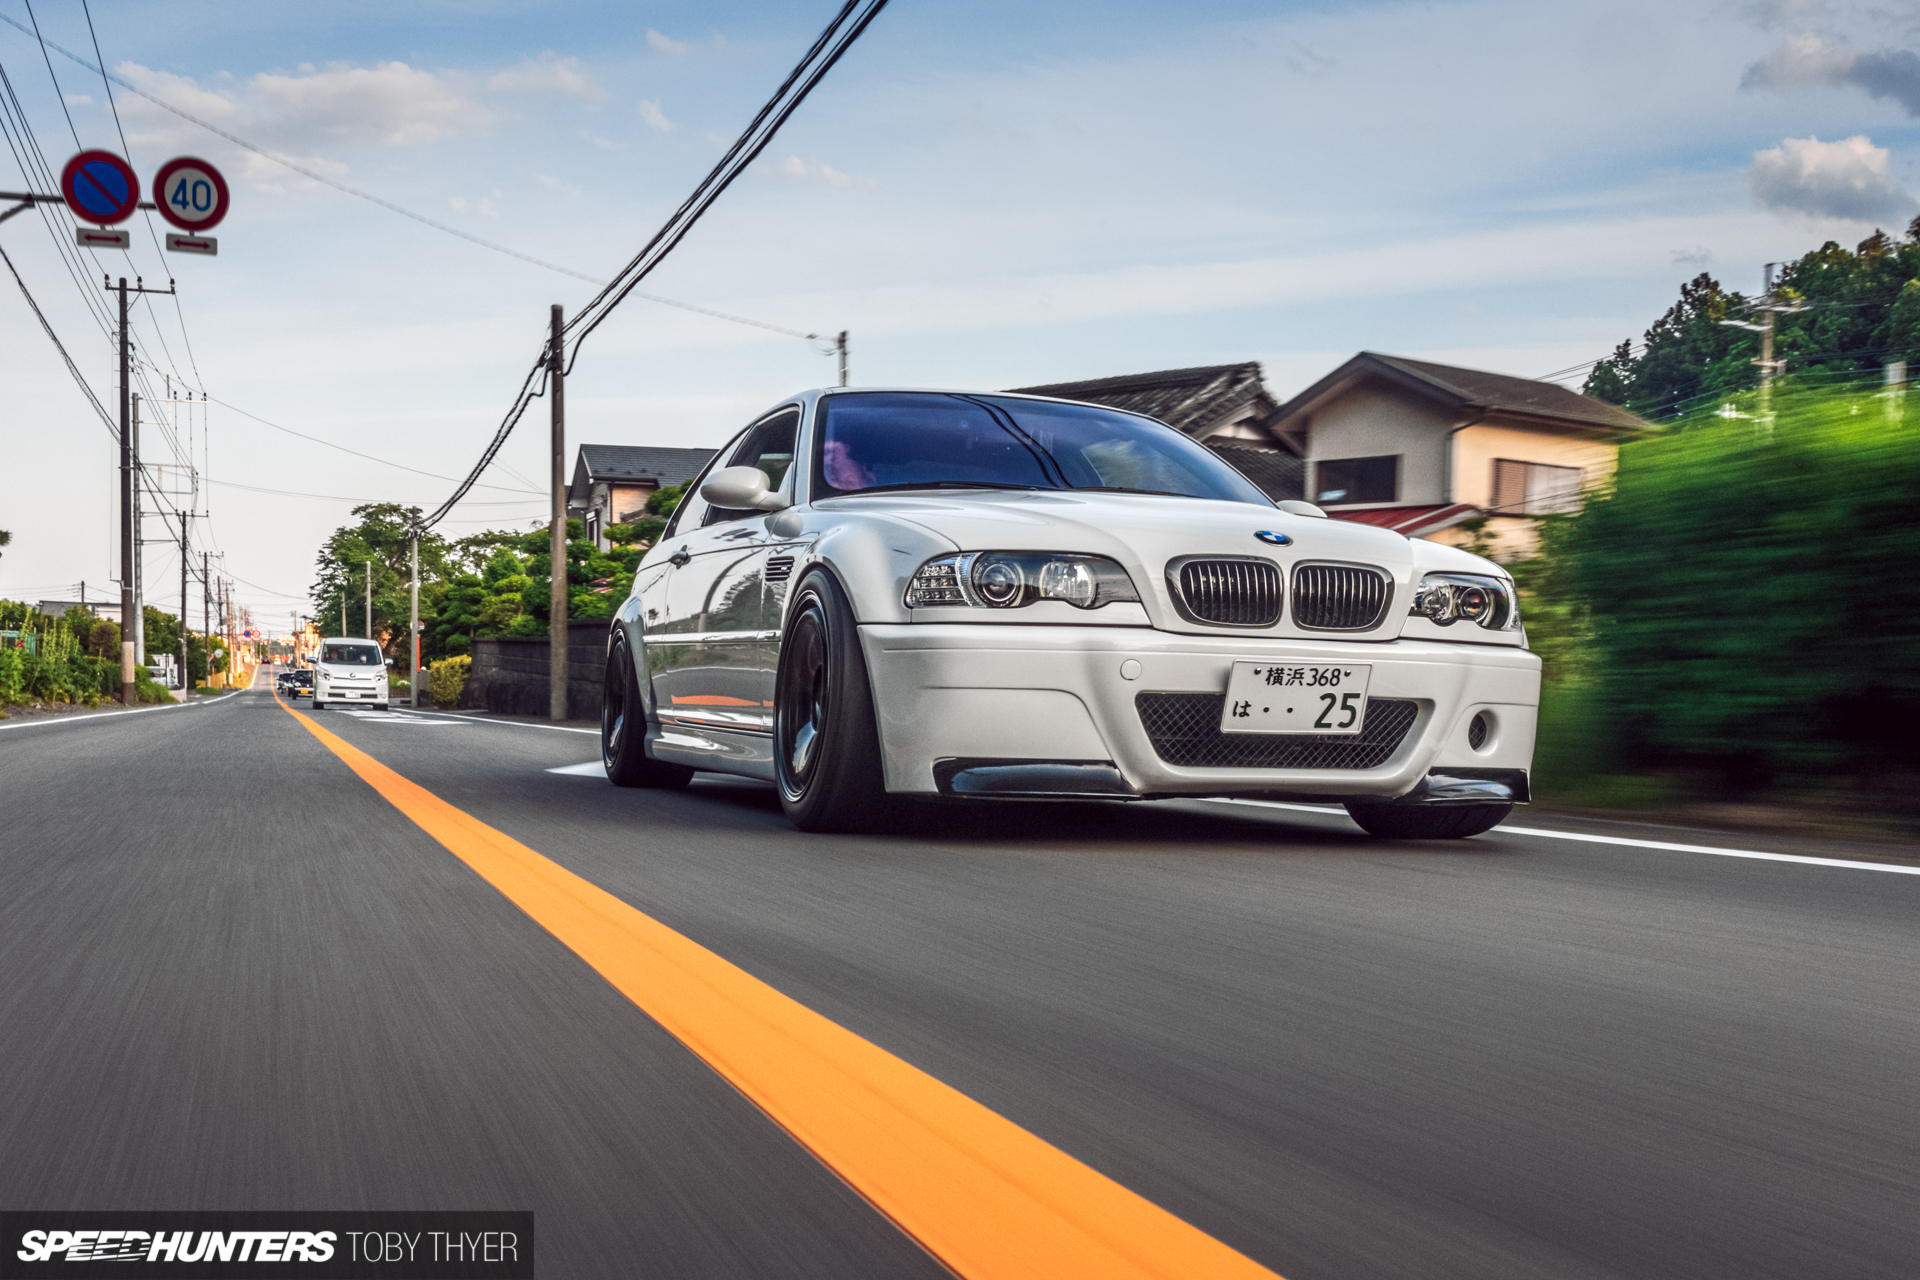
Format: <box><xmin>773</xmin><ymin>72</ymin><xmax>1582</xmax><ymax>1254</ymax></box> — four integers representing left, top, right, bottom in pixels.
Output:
<box><xmin>312</xmin><ymin>636</ymin><xmax>390</xmax><ymax>711</ymax></box>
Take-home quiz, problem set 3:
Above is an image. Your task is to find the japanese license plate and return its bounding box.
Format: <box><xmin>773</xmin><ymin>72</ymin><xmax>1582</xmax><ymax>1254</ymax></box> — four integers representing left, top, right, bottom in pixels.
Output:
<box><xmin>1220</xmin><ymin>661</ymin><xmax>1372</xmax><ymax>735</ymax></box>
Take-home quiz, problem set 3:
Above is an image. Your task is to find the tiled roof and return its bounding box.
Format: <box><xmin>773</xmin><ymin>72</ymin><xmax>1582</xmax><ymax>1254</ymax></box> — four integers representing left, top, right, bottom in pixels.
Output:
<box><xmin>576</xmin><ymin>444</ymin><xmax>717</xmax><ymax>486</ymax></box>
<box><xmin>1279</xmin><ymin>353</ymin><xmax>1646</xmax><ymax>433</ymax></box>
<box><xmin>1008</xmin><ymin>363</ymin><xmax>1274</xmax><ymax>439</ymax></box>
<box><xmin>1327</xmin><ymin>503</ymin><xmax>1481</xmax><ymax>536</ymax></box>
<box><xmin>1209</xmin><ymin>444</ymin><xmax>1304</xmax><ymax>502</ymax></box>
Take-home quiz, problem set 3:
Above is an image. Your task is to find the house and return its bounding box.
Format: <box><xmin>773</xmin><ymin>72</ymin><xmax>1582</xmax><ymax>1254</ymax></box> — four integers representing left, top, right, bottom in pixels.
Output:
<box><xmin>1008</xmin><ymin>363</ymin><xmax>1305</xmax><ymax>500</ymax></box>
<box><xmin>1269</xmin><ymin>352</ymin><xmax>1647</xmax><ymax>557</ymax></box>
<box><xmin>568</xmin><ymin>445</ymin><xmax>718</xmax><ymax>548</ymax></box>
<box><xmin>37</xmin><ymin>599</ymin><xmax>110</xmax><ymax>621</ymax></box>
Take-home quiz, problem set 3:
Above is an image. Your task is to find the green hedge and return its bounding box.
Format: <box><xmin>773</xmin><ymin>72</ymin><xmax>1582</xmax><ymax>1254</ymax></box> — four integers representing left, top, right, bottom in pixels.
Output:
<box><xmin>1571</xmin><ymin>393</ymin><xmax>1919</xmax><ymax>787</ymax></box>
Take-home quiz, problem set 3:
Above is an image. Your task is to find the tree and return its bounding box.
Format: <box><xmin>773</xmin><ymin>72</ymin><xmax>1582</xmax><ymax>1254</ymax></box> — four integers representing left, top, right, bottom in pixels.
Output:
<box><xmin>309</xmin><ymin>504</ymin><xmax>452</xmax><ymax>659</ymax></box>
<box><xmin>1585</xmin><ymin>219</ymin><xmax>1920</xmax><ymax>418</ymax></box>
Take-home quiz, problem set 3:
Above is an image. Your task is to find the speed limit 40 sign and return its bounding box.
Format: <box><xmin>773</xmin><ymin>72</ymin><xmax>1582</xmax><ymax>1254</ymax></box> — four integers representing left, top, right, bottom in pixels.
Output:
<box><xmin>152</xmin><ymin>156</ymin><xmax>229</xmax><ymax>255</ymax></box>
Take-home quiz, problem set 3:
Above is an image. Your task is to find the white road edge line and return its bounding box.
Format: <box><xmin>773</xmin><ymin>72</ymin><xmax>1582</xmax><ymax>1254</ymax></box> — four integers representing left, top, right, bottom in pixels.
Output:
<box><xmin>393</xmin><ymin>707</ymin><xmax>599</xmax><ymax>735</ymax></box>
<box><xmin>1201</xmin><ymin>797</ymin><xmax>1920</xmax><ymax>876</ymax></box>
<box><xmin>0</xmin><ymin>691</ymin><xmax>236</xmax><ymax>733</ymax></box>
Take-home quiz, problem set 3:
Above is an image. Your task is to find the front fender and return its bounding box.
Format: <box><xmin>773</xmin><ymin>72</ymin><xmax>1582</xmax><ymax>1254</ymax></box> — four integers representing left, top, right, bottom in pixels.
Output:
<box><xmin>612</xmin><ymin>594</ymin><xmax>659</xmax><ymax>722</ymax></box>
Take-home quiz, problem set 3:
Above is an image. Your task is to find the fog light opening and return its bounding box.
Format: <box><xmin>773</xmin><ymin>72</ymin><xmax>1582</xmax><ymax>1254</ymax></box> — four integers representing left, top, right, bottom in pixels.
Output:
<box><xmin>1468</xmin><ymin>711</ymin><xmax>1492</xmax><ymax>752</ymax></box>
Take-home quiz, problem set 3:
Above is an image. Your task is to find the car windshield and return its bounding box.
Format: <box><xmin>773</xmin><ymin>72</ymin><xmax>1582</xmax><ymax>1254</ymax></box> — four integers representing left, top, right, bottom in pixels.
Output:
<box><xmin>813</xmin><ymin>392</ymin><xmax>1272</xmax><ymax>505</ymax></box>
<box><xmin>322</xmin><ymin>643</ymin><xmax>382</xmax><ymax>666</ymax></box>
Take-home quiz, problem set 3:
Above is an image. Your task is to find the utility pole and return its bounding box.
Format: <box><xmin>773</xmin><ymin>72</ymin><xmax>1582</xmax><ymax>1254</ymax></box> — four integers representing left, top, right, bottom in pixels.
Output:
<box><xmin>365</xmin><ymin>559</ymin><xmax>373</xmax><ymax>640</ymax></box>
<box><xmin>104</xmin><ymin>274</ymin><xmax>175</xmax><ymax>704</ymax></box>
<box><xmin>837</xmin><ymin>330</ymin><xmax>849</xmax><ymax>387</ymax></box>
<box><xmin>408</xmin><ymin>519</ymin><xmax>420</xmax><ymax>710</ymax></box>
<box><xmin>549</xmin><ymin>304</ymin><xmax>568</xmax><ymax>722</ymax></box>
<box><xmin>1717</xmin><ymin>262</ymin><xmax>1802</xmax><ymax>434</ymax></box>
<box><xmin>1757</xmin><ymin>264</ymin><xmax>1779</xmax><ymax>426</ymax></box>
<box><xmin>132</xmin><ymin>394</ymin><xmax>144</xmax><ymax>675</ymax></box>
<box><xmin>116</xmin><ymin>277</ymin><xmax>134</xmax><ymax>706</ymax></box>
<box><xmin>179</xmin><ymin>511</ymin><xmax>190</xmax><ymax>698</ymax></box>
<box><xmin>201</xmin><ymin>550</ymin><xmax>210</xmax><ymax>691</ymax></box>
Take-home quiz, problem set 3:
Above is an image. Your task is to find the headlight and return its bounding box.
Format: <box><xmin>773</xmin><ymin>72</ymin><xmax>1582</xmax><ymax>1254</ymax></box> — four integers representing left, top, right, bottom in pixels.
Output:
<box><xmin>906</xmin><ymin>552</ymin><xmax>1140</xmax><ymax>610</ymax></box>
<box><xmin>1410</xmin><ymin>572</ymin><xmax>1519</xmax><ymax>630</ymax></box>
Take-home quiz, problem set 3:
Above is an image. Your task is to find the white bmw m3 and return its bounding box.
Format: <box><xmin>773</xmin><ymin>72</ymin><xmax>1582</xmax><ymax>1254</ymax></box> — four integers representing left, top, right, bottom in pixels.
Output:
<box><xmin>601</xmin><ymin>388</ymin><xmax>1539</xmax><ymax>837</ymax></box>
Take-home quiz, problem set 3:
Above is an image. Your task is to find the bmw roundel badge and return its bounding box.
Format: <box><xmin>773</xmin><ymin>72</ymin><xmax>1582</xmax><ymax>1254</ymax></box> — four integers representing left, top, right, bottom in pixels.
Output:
<box><xmin>1254</xmin><ymin>530</ymin><xmax>1292</xmax><ymax>546</ymax></box>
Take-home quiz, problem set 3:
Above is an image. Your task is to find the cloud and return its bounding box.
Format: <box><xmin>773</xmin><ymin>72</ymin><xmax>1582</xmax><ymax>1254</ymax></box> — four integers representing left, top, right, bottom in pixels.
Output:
<box><xmin>636</xmin><ymin>99</ymin><xmax>675</xmax><ymax>132</ymax></box>
<box><xmin>1746</xmin><ymin>135</ymin><xmax>1916</xmax><ymax>221</ymax></box>
<box><xmin>487</xmin><ymin>52</ymin><xmax>606</xmax><ymax>100</ymax></box>
<box><xmin>1742</xmin><ymin>0</ymin><xmax>1829</xmax><ymax>29</ymax></box>
<box><xmin>646</xmin><ymin>28</ymin><xmax>689</xmax><ymax>56</ymax></box>
<box><xmin>448</xmin><ymin>192</ymin><xmax>500</xmax><ymax>216</ymax></box>
<box><xmin>63</xmin><ymin>93</ymin><xmax>93</xmax><ymax>106</ymax></box>
<box><xmin>1742</xmin><ymin>33</ymin><xmax>1920</xmax><ymax>115</ymax></box>
<box><xmin>248</xmin><ymin>61</ymin><xmax>487</xmax><ymax>146</ymax></box>
<box><xmin>118</xmin><ymin>59</ymin><xmax>490</xmax><ymax>157</ymax></box>
<box><xmin>774</xmin><ymin>155</ymin><xmax>865</xmax><ymax>188</ymax></box>
<box><xmin>1670</xmin><ymin>246</ymin><xmax>1712</xmax><ymax>266</ymax></box>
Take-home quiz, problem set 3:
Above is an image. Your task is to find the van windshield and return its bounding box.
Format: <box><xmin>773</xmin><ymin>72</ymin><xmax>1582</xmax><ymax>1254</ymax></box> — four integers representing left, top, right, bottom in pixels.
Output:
<box><xmin>322</xmin><ymin>643</ymin><xmax>383</xmax><ymax>666</ymax></box>
<box><xmin>814</xmin><ymin>392</ymin><xmax>1272</xmax><ymax>505</ymax></box>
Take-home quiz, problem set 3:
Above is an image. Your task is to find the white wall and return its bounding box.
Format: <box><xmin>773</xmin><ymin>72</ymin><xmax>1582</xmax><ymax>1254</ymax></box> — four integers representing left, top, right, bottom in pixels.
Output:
<box><xmin>1303</xmin><ymin>383</ymin><xmax>1456</xmax><ymax>507</ymax></box>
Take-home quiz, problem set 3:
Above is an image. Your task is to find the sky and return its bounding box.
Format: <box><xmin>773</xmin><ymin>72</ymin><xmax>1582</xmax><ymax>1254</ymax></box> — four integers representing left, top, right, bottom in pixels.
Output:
<box><xmin>1</xmin><ymin>0</ymin><xmax>1917</xmax><ymax>631</ymax></box>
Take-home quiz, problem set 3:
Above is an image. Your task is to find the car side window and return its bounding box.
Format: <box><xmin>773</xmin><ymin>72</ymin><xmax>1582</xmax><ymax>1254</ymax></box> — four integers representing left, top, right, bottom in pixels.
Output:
<box><xmin>702</xmin><ymin>410</ymin><xmax>799</xmax><ymax>527</ymax></box>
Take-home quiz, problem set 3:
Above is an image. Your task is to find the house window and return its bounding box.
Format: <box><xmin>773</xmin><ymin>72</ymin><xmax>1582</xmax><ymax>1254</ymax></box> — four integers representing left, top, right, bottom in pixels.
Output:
<box><xmin>1314</xmin><ymin>455</ymin><xmax>1398</xmax><ymax>505</ymax></box>
<box><xmin>1492</xmin><ymin>459</ymin><xmax>1582</xmax><ymax>515</ymax></box>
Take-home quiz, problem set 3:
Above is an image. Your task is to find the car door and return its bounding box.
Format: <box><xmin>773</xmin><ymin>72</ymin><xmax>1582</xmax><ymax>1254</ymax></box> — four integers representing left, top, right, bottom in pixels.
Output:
<box><xmin>649</xmin><ymin>410</ymin><xmax>799</xmax><ymax>735</ymax></box>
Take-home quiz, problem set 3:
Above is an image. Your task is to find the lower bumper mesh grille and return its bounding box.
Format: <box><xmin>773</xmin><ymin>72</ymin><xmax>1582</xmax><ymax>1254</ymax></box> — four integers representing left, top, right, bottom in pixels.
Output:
<box><xmin>1136</xmin><ymin>694</ymin><xmax>1418</xmax><ymax>769</ymax></box>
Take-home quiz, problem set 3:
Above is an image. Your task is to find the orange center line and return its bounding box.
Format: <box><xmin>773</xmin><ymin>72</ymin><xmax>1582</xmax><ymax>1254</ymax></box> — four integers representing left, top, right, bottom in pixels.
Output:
<box><xmin>276</xmin><ymin>693</ymin><xmax>1283</xmax><ymax>1280</ymax></box>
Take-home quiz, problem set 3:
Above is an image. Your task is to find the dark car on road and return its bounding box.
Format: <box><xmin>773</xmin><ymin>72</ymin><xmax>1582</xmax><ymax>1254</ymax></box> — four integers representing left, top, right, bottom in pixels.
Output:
<box><xmin>288</xmin><ymin>669</ymin><xmax>314</xmax><ymax>698</ymax></box>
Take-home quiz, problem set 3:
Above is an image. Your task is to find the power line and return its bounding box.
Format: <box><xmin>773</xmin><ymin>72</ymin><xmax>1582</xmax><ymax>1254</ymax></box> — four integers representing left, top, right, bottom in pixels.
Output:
<box><xmin>0</xmin><ymin>10</ymin><xmax>828</xmax><ymax>344</ymax></box>
<box><xmin>422</xmin><ymin>0</ymin><xmax>890</xmax><ymax>530</ymax></box>
<box><xmin>1</xmin><ymin>238</ymin><xmax>115</xmax><ymax>438</ymax></box>
<box><xmin>204</xmin><ymin>395</ymin><xmax>541</xmax><ymax>493</ymax></box>
<box><xmin>18</xmin><ymin>0</ymin><xmax>77</xmax><ymax>150</ymax></box>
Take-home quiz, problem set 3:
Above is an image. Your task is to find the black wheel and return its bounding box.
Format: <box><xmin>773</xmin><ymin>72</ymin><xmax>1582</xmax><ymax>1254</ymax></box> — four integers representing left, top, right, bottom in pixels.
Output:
<box><xmin>774</xmin><ymin>570</ymin><xmax>893</xmax><ymax>832</ymax></box>
<box><xmin>1343</xmin><ymin>801</ymin><xmax>1511</xmax><ymax>839</ymax></box>
<box><xmin>311</xmin><ymin>700</ymin><xmax>325</xmax><ymax>710</ymax></box>
<box><xmin>602</xmin><ymin>630</ymin><xmax>693</xmax><ymax>789</ymax></box>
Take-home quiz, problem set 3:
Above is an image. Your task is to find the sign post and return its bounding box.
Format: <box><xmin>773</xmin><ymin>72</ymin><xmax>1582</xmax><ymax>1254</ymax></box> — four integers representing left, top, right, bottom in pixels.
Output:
<box><xmin>59</xmin><ymin>150</ymin><xmax>139</xmax><ymax>249</ymax></box>
<box><xmin>152</xmin><ymin>156</ymin><xmax>229</xmax><ymax>255</ymax></box>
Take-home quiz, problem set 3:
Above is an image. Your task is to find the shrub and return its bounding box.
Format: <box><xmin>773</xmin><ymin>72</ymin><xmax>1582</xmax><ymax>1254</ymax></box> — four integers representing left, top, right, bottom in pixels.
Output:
<box><xmin>429</xmin><ymin>655</ymin><xmax>471</xmax><ymax>709</ymax></box>
<box><xmin>1572</xmin><ymin>391</ymin><xmax>1920</xmax><ymax>788</ymax></box>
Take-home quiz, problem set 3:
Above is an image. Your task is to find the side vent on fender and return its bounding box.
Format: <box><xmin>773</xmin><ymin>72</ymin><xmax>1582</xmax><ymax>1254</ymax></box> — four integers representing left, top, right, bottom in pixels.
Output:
<box><xmin>765</xmin><ymin>556</ymin><xmax>795</xmax><ymax>583</ymax></box>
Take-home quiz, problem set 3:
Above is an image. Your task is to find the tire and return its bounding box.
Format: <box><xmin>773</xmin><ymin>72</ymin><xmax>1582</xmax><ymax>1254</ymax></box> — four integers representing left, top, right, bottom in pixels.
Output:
<box><xmin>774</xmin><ymin>570</ymin><xmax>894</xmax><ymax>833</ymax></box>
<box><xmin>1343</xmin><ymin>801</ymin><xmax>1512</xmax><ymax>839</ymax></box>
<box><xmin>312</xmin><ymin>701</ymin><xmax>324</xmax><ymax>710</ymax></box>
<box><xmin>602</xmin><ymin>630</ymin><xmax>693</xmax><ymax>789</ymax></box>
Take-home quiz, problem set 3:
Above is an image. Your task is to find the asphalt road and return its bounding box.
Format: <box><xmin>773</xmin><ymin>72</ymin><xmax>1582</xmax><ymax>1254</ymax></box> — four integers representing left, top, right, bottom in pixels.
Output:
<box><xmin>1</xmin><ymin>673</ymin><xmax>1915</xmax><ymax>1279</ymax></box>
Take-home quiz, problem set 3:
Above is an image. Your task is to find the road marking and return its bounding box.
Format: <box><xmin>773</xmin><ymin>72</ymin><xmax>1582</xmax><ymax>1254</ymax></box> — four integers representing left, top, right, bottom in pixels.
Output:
<box><xmin>1203</xmin><ymin>798</ymin><xmax>1920</xmax><ymax>876</ymax></box>
<box><xmin>0</xmin><ymin>692</ymin><xmax>230</xmax><ymax>733</ymax></box>
<box><xmin>547</xmin><ymin>760</ymin><xmax>607</xmax><ymax>776</ymax></box>
<box><xmin>399</xmin><ymin>707</ymin><xmax>599</xmax><ymax>735</ymax></box>
<box><xmin>276</xmin><ymin>696</ymin><xmax>1280</xmax><ymax>1280</ymax></box>
<box><xmin>1493</xmin><ymin>823</ymin><xmax>1920</xmax><ymax>875</ymax></box>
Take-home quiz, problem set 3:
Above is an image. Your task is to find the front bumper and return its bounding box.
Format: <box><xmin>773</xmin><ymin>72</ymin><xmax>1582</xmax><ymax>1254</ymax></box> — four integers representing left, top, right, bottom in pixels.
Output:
<box><xmin>860</xmin><ymin>624</ymin><xmax>1539</xmax><ymax>800</ymax></box>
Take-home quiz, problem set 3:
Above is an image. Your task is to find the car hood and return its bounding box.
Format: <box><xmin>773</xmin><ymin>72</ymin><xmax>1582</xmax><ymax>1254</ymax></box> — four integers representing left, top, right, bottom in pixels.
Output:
<box><xmin>828</xmin><ymin>489</ymin><xmax>1490</xmax><ymax>640</ymax></box>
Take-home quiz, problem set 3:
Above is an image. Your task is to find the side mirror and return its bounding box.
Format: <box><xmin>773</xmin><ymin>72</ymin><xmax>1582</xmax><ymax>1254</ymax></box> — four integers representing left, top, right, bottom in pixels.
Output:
<box><xmin>701</xmin><ymin>465</ymin><xmax>790</xmax><ymax>512</ymax></box>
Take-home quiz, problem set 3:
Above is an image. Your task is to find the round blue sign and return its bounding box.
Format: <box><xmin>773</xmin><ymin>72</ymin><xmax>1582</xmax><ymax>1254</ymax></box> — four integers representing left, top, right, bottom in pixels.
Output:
<box><xmin>60</xmin><ymin>150</ymin><xmax>140</xmax><ymax>225</ymax></box>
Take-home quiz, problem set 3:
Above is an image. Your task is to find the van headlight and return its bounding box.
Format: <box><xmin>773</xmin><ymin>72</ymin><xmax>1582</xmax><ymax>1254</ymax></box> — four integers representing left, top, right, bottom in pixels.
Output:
<box><xmin>1410</xmin><ymin>573</ymin><xmax>1519</xmax><ymax>630</ymax></box>
<box><xmin>906</xmin><ymin>552</ymin><xmax>1140</xmax><ymax>610</ymax></box>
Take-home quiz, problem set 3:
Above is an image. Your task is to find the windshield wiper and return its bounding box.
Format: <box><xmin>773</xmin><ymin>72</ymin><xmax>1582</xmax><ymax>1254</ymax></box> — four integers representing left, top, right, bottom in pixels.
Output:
<box><xmin>1072</xmin><ymin>486</ymin><xmax>1208</xmax><ymax>499</ymax></box>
